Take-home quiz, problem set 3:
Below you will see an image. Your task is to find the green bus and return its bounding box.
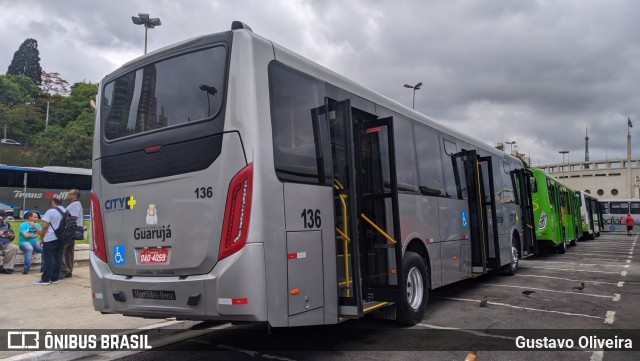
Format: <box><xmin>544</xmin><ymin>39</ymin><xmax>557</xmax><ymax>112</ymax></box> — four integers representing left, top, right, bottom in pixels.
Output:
<box><xmin>530</xmin><ymin>169</ymin><xmax>581</xmax><ymax>253</ymax></box>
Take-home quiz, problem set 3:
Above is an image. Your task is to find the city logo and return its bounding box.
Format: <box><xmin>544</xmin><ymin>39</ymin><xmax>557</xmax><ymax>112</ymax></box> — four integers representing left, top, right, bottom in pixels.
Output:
<box><xmin>146</xmin><ymin>204</ymin><xmax>158</xmax><ymax>225</ymax></box>
<box><xmin>133</xmin><ymin>203</ymin><xmax>172</xmax><ymax>242</ymax></box>
<box><xmin>7</xmin><ymin>331</ymin><xmax>39</xmax><ymax>349</ymax></box>
<box><xmin>104</xmin><ymin>196</ymin><xmax>136</xmax><ymax>212</ymax></box>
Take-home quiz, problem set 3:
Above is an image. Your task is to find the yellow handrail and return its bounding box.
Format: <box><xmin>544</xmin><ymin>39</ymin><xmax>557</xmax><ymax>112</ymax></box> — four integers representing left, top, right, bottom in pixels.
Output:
<box><xmin>360</xmin><ymin>213</ymin><xmax>397</xmax><ymax>244</ymax></box>
<box><xmin>334</xmin><ymin>179</ymin><xmax>351</xmax><ymax>297</ymax></box>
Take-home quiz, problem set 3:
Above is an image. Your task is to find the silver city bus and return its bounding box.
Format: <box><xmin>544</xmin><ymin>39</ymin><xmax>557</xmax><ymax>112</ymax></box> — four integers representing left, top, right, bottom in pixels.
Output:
<box><xmin>90</xmin><ymin>22</ymin><xmax>531</xmax><ymax>327</ymax></box>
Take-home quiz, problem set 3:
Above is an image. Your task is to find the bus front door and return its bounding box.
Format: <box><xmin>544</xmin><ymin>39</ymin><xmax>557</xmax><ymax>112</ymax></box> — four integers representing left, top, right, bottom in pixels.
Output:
<box><xmin>456</xmin><ymin>150</ymin><xmax>500</xmax><ymax>273</ymax></box>
<box><xmin>328</xmin><ymin>100</ymin><xmax>404</xmax><ymax>319</ymax></box>
<box><xmin>511</xmin><ymin>169</ymin><xmax>537</xmax><ymax>256</ymax></box>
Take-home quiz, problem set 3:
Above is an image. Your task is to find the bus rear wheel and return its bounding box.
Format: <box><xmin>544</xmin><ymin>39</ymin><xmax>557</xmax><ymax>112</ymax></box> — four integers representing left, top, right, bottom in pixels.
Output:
<box><xmin>557</xmin><ymin>230</ymin><xmax>567</xmax><ymax>254</ymax></box>
<box><xmin>397</xmin><ymin>251</ymin><xmax>429</xmax><ymax>326</ymax></box>
<box><xmin>503</xmin><ymin>239</ymin><xmax>519</xmax><ymax>276</ymax></box>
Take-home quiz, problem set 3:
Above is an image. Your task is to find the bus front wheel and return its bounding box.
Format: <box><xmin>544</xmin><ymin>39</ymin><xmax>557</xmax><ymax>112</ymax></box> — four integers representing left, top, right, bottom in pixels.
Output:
<box><xmin>397</xmin><ymin>251</ymin><xmax>429</xmax><ymax>325</ymax></box>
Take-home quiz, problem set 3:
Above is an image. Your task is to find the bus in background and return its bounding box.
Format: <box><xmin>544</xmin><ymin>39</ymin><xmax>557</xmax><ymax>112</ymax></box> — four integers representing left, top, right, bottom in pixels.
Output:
<box><xmin>598</xmin><ymin>199</ymin><xmax>640</xmax><ymax>232</ymax></box>
<box><xmin>530</xmin><ymin>169</ymin><xmax>581</xmax><ymax>253</ymax></box>
<box><xmin>579</xmin><ymin>192</ymin><xmax>601</xmax><ymax>240</ymax></box>
<box><xmin>90</xmin><ymin>21</ymin><xmax>531</xmax><ymax>327</ymax></box>
<box><xmin>0</xmin><ymin>165</ymin><xmax>91</xmax><ymax>218</ymax></box>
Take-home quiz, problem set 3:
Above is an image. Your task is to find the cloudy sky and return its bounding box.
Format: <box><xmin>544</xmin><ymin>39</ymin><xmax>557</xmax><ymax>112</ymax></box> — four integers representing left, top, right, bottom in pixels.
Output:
<box><xmin>1</xmin><ymin>0</ymin><xmax>639</xmax><ymax>166</ymax></box>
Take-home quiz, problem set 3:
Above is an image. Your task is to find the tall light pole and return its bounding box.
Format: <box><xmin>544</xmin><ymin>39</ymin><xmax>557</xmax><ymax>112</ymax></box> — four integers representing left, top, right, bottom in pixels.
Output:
<box><xmin>559</xmin><ymin>150</ymin><xmax>569</xmax><ymax>176</ymax></box>
<box><xmin>505</xmin><ymin>140</ymin><xmax>516</xmax><ymax>155</ymax></box>
<box><xmin>132</xmin><ymin>13</ymin><xmax>161</xmax><ymax>54</ymax></box>
<box><xmin>403</xmin><ymin>82</ymin><xmax>422</xmax><ymax>109</ymax></box>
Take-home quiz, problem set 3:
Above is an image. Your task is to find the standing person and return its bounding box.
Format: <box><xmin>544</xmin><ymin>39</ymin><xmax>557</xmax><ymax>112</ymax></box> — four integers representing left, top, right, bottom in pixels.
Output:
<box><xmin>625</xmin><ymin>214</ymin><xmax>635</xmax><ymax>236</ymax></box>
<box><xmin>60</xmin><ymin>189</ymin><xmax>83</xmax><ymax>278</ymax></box>
<box><xmin>18</xmin><ymin>211</ymin><xmax>43</xmax><ymax>274</ymax></box>
<box><xmin>34</xmin><ymin>196</ymin><xmax>66</xmax><ymax>285</ymax></box>
<box><xmin>0</xmin><ymin>216</ymin><xmax>17</xmax><ymax>274</ymax></box>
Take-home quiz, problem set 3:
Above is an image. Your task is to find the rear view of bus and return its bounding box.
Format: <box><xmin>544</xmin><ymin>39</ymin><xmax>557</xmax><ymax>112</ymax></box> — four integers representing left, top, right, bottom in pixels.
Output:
<box><xmin>90</xmin><ymin>24</ymin><xmax>267</xmax><ymax>322</ymax></box>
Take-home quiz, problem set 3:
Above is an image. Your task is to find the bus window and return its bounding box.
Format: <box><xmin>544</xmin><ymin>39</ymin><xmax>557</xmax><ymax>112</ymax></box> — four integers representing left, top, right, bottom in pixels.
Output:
<box><xmin>0</xmin><ymin>170</ymin><xmax>20</xmax><ymax>187</ymax></box>
<box><xmin>269</xmin><ymin>63</ymin><xmax>329</xmax><ymax>185</ymax></box>
<box><xmin>530</xmin><ymin>176</ymin><xmax>537</xmax><ymax>193</ymax></box>
<box><xmin>102</xmin><ymin>46</ymin><xmax>227</xmax><ymax>140</ymax></box>
<box><xmin>441</xmin><ymin>138</ymin><xmax>458</xmax><ymax>199</ymax></box>
<box><xmin>631</xmin><ymin>202</ymin><xmax>640</xmax><ymax>214</ymax></box>
<box><xmin>393</xmin><ymin>115</ymin><xmax>419</xmax><ymax>192</ymax></box>
<box><xmin>414</xmin><ymin>123</ymin><xmax>445</xmax><ymax>197</ymax></box>
<box><xmin>501</xmin><ymin>161</ymin><xmax>514</xmax><ymax>203</ymax></box>
<box><xmin>610</xmin><ymin>201</ymin><xmax>629</xmax><ymax>214</ymax></box>
<box><xmin>491</xmin><ymin>156</ymin><xmax>503</xmax><ymax>203</ymax></box>
<box><xmin>600</xmin><ymin>202</ymin><xmax>609</xmax><ymax>214</ymax></box>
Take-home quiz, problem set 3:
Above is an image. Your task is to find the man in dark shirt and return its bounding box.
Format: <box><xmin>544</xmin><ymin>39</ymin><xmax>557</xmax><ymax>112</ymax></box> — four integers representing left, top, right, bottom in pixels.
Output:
<box><xmin>0</xmin><ymin>216</ymin><xmax>17</xmax><ymax>274</ymax></box>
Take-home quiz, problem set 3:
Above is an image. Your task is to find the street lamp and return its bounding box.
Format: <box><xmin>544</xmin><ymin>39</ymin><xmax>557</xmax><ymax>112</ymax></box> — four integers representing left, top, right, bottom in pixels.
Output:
<box><xmin>505</xmin><ymin>140</ymin><xmax>516</xmax><ymax>155</ymax></box>
<box><xmin>403</xmin><ymin>82</ymin><xmax>422</xmax><ymax>109</ymax></box>
<box><xmin>199</xmin><ymin>84</ymin><xmax>218</xmax><ymax>116</ymax></box>
<box><xmin>559</xmin><ymin>150</ymin><xmax>569</xmax><ymax>174</ymax></box>
<box><xmin>131</xmin><ymin>13</ymin><xmax>161</xmax><ymax>54</ymax></box>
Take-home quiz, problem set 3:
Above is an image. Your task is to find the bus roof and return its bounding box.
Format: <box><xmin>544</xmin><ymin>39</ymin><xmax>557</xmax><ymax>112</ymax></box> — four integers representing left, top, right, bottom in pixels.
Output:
<box><xmin>0</xmin><ymin>165</ymin><xmax>91</xmax><ymax>176</ymax></box>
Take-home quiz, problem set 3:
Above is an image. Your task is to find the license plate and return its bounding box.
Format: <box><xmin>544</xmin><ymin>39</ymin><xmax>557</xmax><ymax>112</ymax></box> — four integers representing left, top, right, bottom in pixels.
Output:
<box><xmin>132</xmin><ymin>289</ymin><xmax>176</xmax><ymax>300</ymax></box>
<box><xmin>138</xmin><ymin>248</ymin><xmax>169</xmax><ymax>264</ymax></box>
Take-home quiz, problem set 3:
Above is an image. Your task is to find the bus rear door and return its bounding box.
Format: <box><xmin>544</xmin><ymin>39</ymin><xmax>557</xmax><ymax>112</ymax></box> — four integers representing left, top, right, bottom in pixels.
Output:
<box><xmin>455</xmin><ymin>150</ymin><xmax>500</xmax><ymax>273</ymax></box>
<box><xmin>328</xmin><ymin>100</ymin><xmax>404</xmax><ymax>318</ymax></box>
<box><xmin>512</xmin><ymin>168</ymin><xmax>537</xmax><ymax>256</ymax></box>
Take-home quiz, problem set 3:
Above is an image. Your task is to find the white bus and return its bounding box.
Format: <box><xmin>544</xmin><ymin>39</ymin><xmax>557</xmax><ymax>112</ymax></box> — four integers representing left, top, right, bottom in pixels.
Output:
<box><xmin>90</xmin><ymin>21</ymin><xmax>531</xmax><ymax>327</ymax></box>
<box><xmin>578</xmin><ymin>192</ymin><xmax>601</xmax><ymax>239</ymax></box>
<box><xmin>0</xmin><ymin>165</ymin><xmax>91</xmax><ymax>218</ymax></box>
<box><xmin>598</xmin><ymin>199</ymin><xmax>640</xmax><ymax>232</ymax></box>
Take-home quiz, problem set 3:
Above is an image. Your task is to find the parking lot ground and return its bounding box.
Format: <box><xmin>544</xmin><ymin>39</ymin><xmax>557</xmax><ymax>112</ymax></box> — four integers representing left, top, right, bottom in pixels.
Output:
<box><xmin>4</xmin><ymin>233</ymin><xmax>637</xmax><ymax>361</ymax></box>
<box><xmin>113</xmin><ymin>232</ymin><xmax>639</xmax><ymax>361</ymax></box>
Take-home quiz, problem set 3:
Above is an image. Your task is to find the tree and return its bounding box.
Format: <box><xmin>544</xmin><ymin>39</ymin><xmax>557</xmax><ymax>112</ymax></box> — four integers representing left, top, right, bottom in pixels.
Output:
<box><xmin>29</xmin><ymin>81</ymin><xmax>97</xmax><ymax>167</ymax></box>
<box><xmin>0</xmin><ymin>74</ymin><xmax>42</xmax><ymax>142</ymax></box>
<box><xmin>48</xmin><ymin>82</ymin><xmax>98</xmax><ymax>128</ymax></box>
<box><xmin>0</xmin><ymin>74</ymin><xmax>40</xmax><ymax>108</ymax></box>
<box><xmin>41</xmin><ymin>71</ymin><xmax>70</xmax><ymax>96</ymax></box>
<box><xmin>7</xmin><ymin>38</ymin><xmax>42</xmax><ymax>86</ymax></box>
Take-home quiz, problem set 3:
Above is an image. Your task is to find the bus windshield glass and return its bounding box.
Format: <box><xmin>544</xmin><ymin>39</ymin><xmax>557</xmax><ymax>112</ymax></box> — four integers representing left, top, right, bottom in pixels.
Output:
<box><xmin>102</xmin><ymin>45</ymin><xmax>227</xmax><ymax>140</ymax></box>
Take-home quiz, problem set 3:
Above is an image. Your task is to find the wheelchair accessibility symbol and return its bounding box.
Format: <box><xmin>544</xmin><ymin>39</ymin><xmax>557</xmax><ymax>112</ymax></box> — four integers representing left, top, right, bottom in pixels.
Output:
<box><xmin>461</xmin><ymin>211</ymin><xmax>469</xmax><ymax>229</ymax></box>
<box><xmin>114</xmin><ymin>245</ymin><xmax>125</xmax><ymax>265</ymax></box>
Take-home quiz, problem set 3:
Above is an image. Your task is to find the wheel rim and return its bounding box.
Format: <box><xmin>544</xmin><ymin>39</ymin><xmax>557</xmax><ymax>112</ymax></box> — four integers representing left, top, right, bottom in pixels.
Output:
<box><xmin>406</xmin><ymin>266</ymin><xmax>424</xmax><ymax>310</ymax></box>
<box><xmin>511</xmin><ymin>245</ymin><xmax>518</xmax><ymax>271</ymax></box>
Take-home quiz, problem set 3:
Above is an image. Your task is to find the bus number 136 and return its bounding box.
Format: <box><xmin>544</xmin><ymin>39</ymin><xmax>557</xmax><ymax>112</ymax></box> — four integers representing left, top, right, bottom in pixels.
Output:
<box><xmin>301</xmin><ymin>209</ymin><xmax>321</xmax><ymax>229</ymax></box>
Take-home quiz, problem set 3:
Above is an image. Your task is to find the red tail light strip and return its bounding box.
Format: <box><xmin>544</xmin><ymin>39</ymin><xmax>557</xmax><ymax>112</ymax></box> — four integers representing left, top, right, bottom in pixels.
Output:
<box><xmin>219</xmin><ymin>163</ymin><xmax>253</xmax><ymax>260</ymax></box>
<box><xmin>90</xmin><ymin>191</ymin><xmax>108</xmax><ymax>263</ymax></box>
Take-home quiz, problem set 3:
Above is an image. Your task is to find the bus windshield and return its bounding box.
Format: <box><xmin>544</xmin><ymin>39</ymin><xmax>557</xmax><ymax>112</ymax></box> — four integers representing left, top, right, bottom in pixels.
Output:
<box><xmin>101</xmin><ymin>45</ymin><xmax>227</xmax><ymax>140</ymax></box>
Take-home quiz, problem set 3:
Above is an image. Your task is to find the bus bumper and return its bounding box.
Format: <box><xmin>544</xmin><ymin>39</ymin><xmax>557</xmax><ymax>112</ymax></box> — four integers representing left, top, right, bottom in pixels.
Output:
<box><xmin>90</xmin><ymin>243</ymin><xmax>267</xmax><ymax>322</ymax></box>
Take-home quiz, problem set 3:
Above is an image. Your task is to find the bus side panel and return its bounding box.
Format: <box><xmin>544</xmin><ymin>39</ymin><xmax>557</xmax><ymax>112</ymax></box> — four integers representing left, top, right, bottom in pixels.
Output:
<box><xmin>437</xmin><ymin>197</ymin><xmax>468</xmax><ymax>286</ymax></box>
<box><xmin>401</xmin><ymin>194</ymin><xmax>442</xmax><ymax>289</ymax></box>
<box><xmin>282</xmin><ymin>183</ymin><xmax>337</xmax><ymax>326</ymax></box>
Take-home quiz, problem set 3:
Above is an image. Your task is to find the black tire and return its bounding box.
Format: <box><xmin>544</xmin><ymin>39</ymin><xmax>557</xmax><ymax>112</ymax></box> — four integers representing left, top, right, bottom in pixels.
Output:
<box><xmin>504</xmin><ymin>238</ymin><xmax>520</xmax><ymax>276</ymax></box>
<box><xmin>396</xmin><ymin>251</ymin><xmax>429</xmax><ymax>326</ymax></box>
<box><xmin>557</xmin><ymin>229</ymin><xmax>567</xmax><ymax>254</ymax></box>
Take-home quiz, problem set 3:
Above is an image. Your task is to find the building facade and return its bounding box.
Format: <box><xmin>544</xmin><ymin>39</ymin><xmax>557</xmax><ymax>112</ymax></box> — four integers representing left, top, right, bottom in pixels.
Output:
<box><xmin>537</xmin><ymin>158</ymin><xmax>640</xmax><ymax>199</ymax></box>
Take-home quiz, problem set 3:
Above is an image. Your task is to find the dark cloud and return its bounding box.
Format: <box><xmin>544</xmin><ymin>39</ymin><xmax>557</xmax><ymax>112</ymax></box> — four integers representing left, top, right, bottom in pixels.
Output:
<box><xmin>1</xmin><ymin>0</ymin><xmax>638</xmax><ymax>164</ymax></box>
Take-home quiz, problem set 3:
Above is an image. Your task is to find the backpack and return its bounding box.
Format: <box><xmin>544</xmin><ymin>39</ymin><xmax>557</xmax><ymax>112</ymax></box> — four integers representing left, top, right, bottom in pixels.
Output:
<box><xmin>52</xmin><ymin>207</ymin><xmax>77</xmax><ymax>245</ymax></box>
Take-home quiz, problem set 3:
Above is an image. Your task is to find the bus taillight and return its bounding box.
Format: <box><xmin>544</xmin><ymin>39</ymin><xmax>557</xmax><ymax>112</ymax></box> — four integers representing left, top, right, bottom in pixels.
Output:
<box><xmin>90</xmin><ymin>191</ymin><xmax>108</xmax><ymax>263</ymax></box>
<box><xmin>219</xmin><ymin>163</ymin><xmax>253</xmax><ymax>260</ymax></box>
